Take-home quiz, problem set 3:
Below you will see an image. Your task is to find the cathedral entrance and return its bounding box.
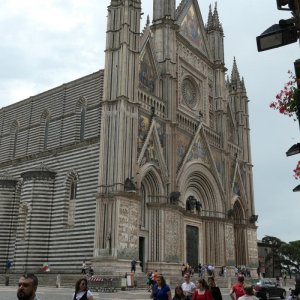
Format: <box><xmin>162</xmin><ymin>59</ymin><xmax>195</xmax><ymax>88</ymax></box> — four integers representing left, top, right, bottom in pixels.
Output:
<box><xmin>186</xmin><ymin>225</ymin><xmax>199</xmax><ymax>270</ymax></box>
<box><xmin>233</xmin><ymin>201</ymin><xmax>247</xmax><ymax>265</ymax></box>
<box><xmin>139</xmin><ymin>236</ymin><xmax>145</xmax><ymax>272</ymax></box>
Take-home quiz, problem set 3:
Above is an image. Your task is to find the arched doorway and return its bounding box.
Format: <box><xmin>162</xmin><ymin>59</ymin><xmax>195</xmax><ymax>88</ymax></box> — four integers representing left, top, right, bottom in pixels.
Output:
<box><xmin>233</xmin><ymin>200</ymin><xmax>247</xmax><ymax>266</ymax></box>
<box><xmin>139</xmin><ymin>166</ymin><xmax>165</xmax><ymax>270</ymax></box>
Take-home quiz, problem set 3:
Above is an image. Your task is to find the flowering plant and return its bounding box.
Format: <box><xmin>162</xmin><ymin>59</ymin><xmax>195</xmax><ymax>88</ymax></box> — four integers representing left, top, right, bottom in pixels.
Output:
<box><xmin>293</xmin><ymin>161</ymin><xmax>300</xmax><ymax>179</ymax></box>
<box><xmin>269</xmin><ymin>70</ymin><xmax>298</xmax><ymax>119</ymax></box>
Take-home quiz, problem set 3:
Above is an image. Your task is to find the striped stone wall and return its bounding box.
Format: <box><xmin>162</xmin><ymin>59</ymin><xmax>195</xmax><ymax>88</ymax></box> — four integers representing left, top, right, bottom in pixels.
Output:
<box><xmin>0</xmin><ymin>70</ymin><xmax>104</xmax><ymax>273</ymax></box>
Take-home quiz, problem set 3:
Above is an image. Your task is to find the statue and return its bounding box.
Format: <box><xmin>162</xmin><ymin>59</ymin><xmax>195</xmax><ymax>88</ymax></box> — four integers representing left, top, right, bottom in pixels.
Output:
<box><xmin>169</xmin><ymin>192</ymin><xmax>180</xmax><ymax>205</ymax></box>
<box><xmin>124</xmin><ymin>177</ymin><xmax>136</xmax><ymax>192</ymax></box>
<box><xmin>186</xmin><ymin>195</ymin><xmax>197</xmax><ymax>211</ymax></box>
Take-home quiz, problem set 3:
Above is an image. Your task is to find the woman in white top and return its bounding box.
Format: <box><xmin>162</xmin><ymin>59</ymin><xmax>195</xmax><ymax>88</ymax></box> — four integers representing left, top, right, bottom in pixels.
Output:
<box><xmin>73</xmin><ymin>278</ymin><xmax>94</xmax><ymax>300</ymax></box>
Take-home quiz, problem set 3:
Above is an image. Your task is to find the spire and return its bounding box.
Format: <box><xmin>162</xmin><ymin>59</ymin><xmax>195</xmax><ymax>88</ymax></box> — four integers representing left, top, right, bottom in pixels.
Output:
<box><xmin>212</xmin><ymin>2</ymin><xmax>223</xmax><ymax>32</ymax></box>
<box><xmin>207</xmin><ymin>4</ymin><xmax>213</xmax><ymax>30</ymax></box>
<box><xmin>231</xmin><ymin>57</ymin><xmax>241</xmax><ymax>82</ymax></box>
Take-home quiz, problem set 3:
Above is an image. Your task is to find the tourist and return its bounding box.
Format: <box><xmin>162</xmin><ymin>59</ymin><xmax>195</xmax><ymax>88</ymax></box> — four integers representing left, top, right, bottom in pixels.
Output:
<box><xmin>192</xmin><ymin>278</ymin><xmax>213</xmax><ymax>300</ymax></box>
<box><xmin>208</xmin><ymin>276</ymin><xmax>222</xmax><ymax>300</ymax></box>
<box><xmin>152</xmin><ymin>270</ymin><xmax>158</xmax><ymax>284</ymax></box>
<box><xmin>73</xmin><ymin>277</ymin><xmax>94</xmax><ymax>300</ymax></box>
<box><xmin>147</xmin><ymin>272</ymin><xmax>153</xmax><ymax>292</ymax></box>
<box><xmin>81</xmin><ymin>260</ymin><xmax>86</xmax><ymax>274</ymax></box>
<box><xmin>182</xmin><ymin>273</ymin><xmax>196</xmax><ymax>300</ymax></box>
<box><xmin>238</xmin><ymin>286</ymin><xmax>258</xmax><ymax>300</ymax></box>
<box><xmin>17</xmin><ymin>273</ymin><xmax>39</xmax><ymax>300</ymax></box>
<box><xmin>151</xmin><ymin>274</ymin><xmax>172</xmax><ymax>300</ymax></box>
<box><xmin>181</xmin><ymin>264</ymin><xmax>187</xmax><ymax>277</ymax></box>
<box><xmin>173</xmin><ymin>286</ymin><xmax>185</xmax><ymax>300</ymax></box>
<box><xmin>131</xmin><ymin>259</ymin><xmax>137</xmax><ymax>273</ymax></box>
<box><xmin>230</xmin><ymin>276</ymin><xmax>245</xmax><ymax>300</ymax></box>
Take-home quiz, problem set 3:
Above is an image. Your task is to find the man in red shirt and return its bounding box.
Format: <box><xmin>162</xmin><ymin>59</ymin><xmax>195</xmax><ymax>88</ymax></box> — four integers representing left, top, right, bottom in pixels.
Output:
<box><xmin>230</xmin><ymin>276</ymin><xmax>245</xmax><ymax>300</ymax></box>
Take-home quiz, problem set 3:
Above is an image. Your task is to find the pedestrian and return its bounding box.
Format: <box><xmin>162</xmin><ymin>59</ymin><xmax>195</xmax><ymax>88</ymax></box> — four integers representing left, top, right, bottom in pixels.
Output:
<box><xmin>283</xmin><ymin>274</ymin><xmax>287</xmax><ymax>286</ymax></box>
<box><xmin>147</xmin><ymin>272</ymin><xmax>153</xmax><ymax>292</ymax></box>
<box><xmin>131</xmin><ymin>259</ymin><xmax>137</xmax><ymax>273</ymax></box>
<box><xmin>81</xmin><ymin>261</ymin><xmax>86</xmax><ymax>274</ymax></box>
<box><xmin>208</xmin><ymin>276</ymin><xmax>222</xmax><ymax>300</ymax></box>
<box><xmin>198</xmin><ymin>263</ymin><xmax>202</xmax><ymax>277</ymax></box>
<box><xmin>181</xmin><ymin>264</ymin><xmax>186</xmax><ymax>277</ymax></box>
<box><xmin>17</xmin><ymin>273</ymin><xmax>39</xmax><ymax>300</ymax></box>
<box><xmin>151</xmin><ymin>274</ymin><xmax>172</xmax><ymax>300</ymax></box>
<box><xmin>256</xmin><ymin>266</ymin><xmax>260</xmax><ymax>278</ymax></box>
<box><xmin>152</xmin><ymin>270</ymin><xmax>158</xmax><ymax>284</ymax></box>
<box><xmin>73</xmin><ymin>277</ymin><xmax>94</xmax><ymax>300</ymax></box>
<box><xmin>230</xmin><ymin>276</ymin><xmax>245</xmax><ymax>300</ymax></box>
<box><xmin>5</xmin><ymin>259</ymin><xmax>12</xmax><ymax>273</ymax></box>
<box><xmin>238</xmin><ymin>286</ymin><xmax>258</xmax><ymax>300</ymax></box>
<box><xmin>181</xmin><ymin>273</ymin><xmax>196</xmax><ymax>300</ymax></box>
<box><xmin>173</xmin><ymin>286</ymin><xmax>185</xmax><ymax>300</ymax></box>
<box><xmin>192</xmin><ymin>278</ymin><xmax>213</xmax><ymax>300</ymax></box>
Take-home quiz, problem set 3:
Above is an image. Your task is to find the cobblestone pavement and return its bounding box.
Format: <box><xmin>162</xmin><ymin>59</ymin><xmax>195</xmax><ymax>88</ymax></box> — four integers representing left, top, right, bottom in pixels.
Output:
<box><xmin>0</xmin><ymin>286</ymin><xmax>232</xmax><ymax>300</ymax></box>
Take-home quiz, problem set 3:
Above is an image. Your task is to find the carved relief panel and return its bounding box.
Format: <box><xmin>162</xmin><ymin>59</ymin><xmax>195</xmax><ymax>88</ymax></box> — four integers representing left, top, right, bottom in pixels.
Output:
<box><xmin>118</xmin><ymin>201</ymin><xmax>139</xmax><ymax>259</ymax></box>
<box><xmin>164</xmin><ymin>210</ymin><xmax>181</xmax><ymax>262</ymax></box>
<box><xmin>225</xmin><ymin>224</ymin><xmax>235</xmax><ymax>265</ymax></box>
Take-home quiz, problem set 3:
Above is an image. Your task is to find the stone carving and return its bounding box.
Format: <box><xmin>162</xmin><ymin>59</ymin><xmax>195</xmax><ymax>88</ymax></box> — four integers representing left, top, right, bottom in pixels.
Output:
<box><xmin>124</xmin><ymin>177</ymin><xmax>136</xmax><ymax>192</ymax></box>
<box><xmin>182</xmin><ymin>78</ymin><xmax>197</xmax><ymax>109</ymax></box>
<box><xmin>164</xmin><ymin>211</ymin><xmax>180</xmax><ymax>262</ymax></box>
<box><xmin>186</xmin><ymin>195</ymin><xmax>202</xmax><ymax>212</ymax></box>
<box><xmin>169</xmin><ymin>192</ymin><xmax>180</xmax><ymax>205</ymax></box>
<box><xmin>118</xmin><ymin>202</ymin><xmax>139</xmax><ymax>258</ymax></box>
<box><xmin>225</xmin><ymin>225</ymin><xmax>234</xmax><ymax>263</ymax></box>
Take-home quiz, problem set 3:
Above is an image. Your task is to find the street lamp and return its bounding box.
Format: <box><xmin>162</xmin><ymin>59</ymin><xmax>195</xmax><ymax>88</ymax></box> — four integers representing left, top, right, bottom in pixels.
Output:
<box><xmin>256</xmin><ymin>22</ymin><xmax>298</xmax><ymax>52</ymax></box>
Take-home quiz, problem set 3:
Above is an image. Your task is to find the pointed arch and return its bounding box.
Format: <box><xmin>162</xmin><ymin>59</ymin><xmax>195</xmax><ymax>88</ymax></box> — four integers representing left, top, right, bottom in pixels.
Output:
<box><xmin>64</xmin><ymin>170</ymin><xmax>80</xmax><ymax>228</ymax></box>
<box><xmin>10</xmin><ymin>120</ymin><xmax>20</xmax><ymax>158</ymax></box>
<box><xmin>139</xmin><ymin>164</ymin><xmax>166</xmax><ymax>262</ymax></box>
<box><xmin>178</xmin><ymin>161</ymin><xmax>225</xmax><ymax>217</ymax></box>
<box><xmin>232</xmin><ymin>197</ymin><xmax>247</xmax><ymax>265</ymax></box>
<box><xmin>76</xmin><ymin>96</ymin><xmax>87</xmax><ymax>142</ymax></box>
<box><xmin>40</xmin><ymin>109</ymin><xmax>51</xmax><ymax>150</ymax></box>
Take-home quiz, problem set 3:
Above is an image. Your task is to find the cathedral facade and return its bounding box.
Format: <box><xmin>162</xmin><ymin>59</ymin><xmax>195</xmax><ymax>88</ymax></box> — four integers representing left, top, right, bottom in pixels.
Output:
<box><xmin>0</xmin><ymin>0</ymin><xmax>258</xmax><ymax>275</ymax></box>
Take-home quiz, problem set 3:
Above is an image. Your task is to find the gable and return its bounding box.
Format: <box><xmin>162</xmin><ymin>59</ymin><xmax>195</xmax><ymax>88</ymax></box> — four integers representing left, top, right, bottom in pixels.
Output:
<box><xmin>139</xmin><ymin>43</ymin><xmax>158</xmax><ymax>94</ymax></box>
<box><xmin>177</xmin><ymin>123</ymin><xmax>224</xmax><ymax>193</ymax></box>
<box><xmin>177</xmin><ymin>1</ymin><xmax>210</xmax><ymax>57</ymax></box>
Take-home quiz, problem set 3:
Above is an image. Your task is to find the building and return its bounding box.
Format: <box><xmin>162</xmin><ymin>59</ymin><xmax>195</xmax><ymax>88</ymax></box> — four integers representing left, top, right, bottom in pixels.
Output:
<box><xmin>0</xmin><ymin>0</ymin><xmax>258</xmax><ymax>275</ymax></box>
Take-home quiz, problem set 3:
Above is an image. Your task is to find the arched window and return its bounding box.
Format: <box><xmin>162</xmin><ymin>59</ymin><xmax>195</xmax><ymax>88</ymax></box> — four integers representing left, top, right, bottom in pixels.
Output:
<box><xmin>10</xmin><ymin>120</ymin><xmax>19</xmax><ymax>158</ymax></box>
<box><xmin>41</xmin><ymin>110</ymin><xmax>51</xmax><ymax>150</ymax></box>
<box><xmin>64</xmin><ymin>170</ymin><xmax>79</xmax><ymax>228</ymax></box>
<box><xmin>76</xmin><ymin>97</ymin><xmax>87</xmax><ymax>142</ymax></box>
<box><xmin>80</xmin><ymin>106</ymin><xmax>86</xmax><ymax>141</ymax></box>
<box><xmin>43</xmin><ymin>117</ymin><xmax>50</xmax><ymax>150</ymax></box>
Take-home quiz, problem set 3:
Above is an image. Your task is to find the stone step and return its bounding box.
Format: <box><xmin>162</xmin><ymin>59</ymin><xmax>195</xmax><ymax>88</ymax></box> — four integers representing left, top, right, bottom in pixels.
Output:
<box><xmin>1</xmin><ymin>272</ymin><xmax>296</xmax><ymax>290</ymax></box>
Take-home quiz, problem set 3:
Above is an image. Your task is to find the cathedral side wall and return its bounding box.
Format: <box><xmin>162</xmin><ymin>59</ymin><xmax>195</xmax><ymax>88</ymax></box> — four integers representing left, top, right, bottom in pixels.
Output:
<box><xmin>0</xmin><ymin>71</ymin><xmax>103</xmax><ymax>272</ymax></box>
<box><xmin>0</xmin><ymin>71</ymin><xmax>103</xmax><ymax>163</ymax></box>
<box><xmin>0</xmin><ymin>142</ymin><xmax>100</xmax><ymax>273</ymax></box>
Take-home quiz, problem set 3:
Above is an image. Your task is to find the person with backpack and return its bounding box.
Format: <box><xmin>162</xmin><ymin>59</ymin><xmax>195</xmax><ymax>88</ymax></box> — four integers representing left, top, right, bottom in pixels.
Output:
<box><xmin>230</xmin><ymin>276</ymin><xmax>245</xmax><ymax>300</ymax></box>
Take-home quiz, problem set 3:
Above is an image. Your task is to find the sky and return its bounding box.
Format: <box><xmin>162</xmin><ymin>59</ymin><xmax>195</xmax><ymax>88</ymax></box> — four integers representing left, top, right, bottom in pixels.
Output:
<box><xmin>0</xmin><ymin>0</ymin><xmax>299</xmax><ymax>243</ymax></box>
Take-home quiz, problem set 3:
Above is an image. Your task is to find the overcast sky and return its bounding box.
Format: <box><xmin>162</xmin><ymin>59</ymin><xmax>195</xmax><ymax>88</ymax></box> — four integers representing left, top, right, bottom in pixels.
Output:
<box><xmin>0</xmin><ymin>0</ymin><xmax>299</xmax><ymax>243</ymax></box>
